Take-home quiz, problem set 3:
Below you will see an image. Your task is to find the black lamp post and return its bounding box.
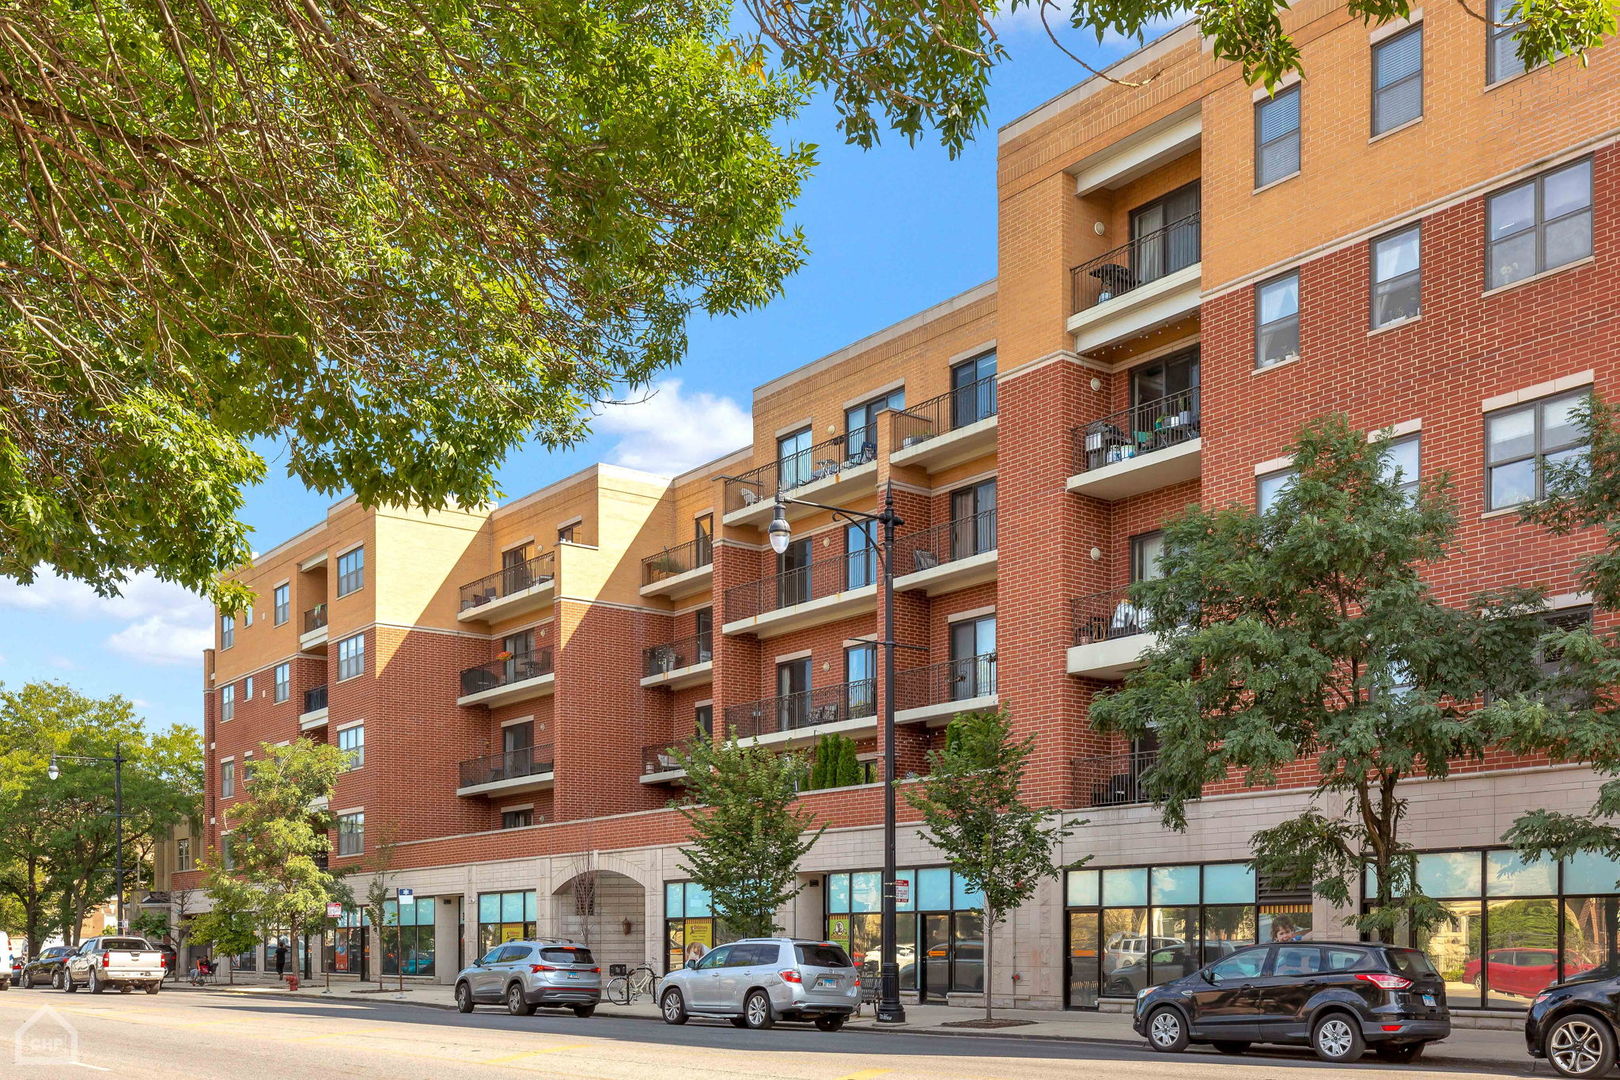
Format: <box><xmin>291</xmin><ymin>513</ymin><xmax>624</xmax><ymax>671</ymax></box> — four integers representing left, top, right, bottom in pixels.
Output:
<box><xmin>768</xmin><ymin>485</ymin><xmax>908</xmax><ymax>1024</ymax></box>
<box><xmin>48</xmin><ymin>744</ymin><xmax>127</xmax><ymax>934</ymax></box>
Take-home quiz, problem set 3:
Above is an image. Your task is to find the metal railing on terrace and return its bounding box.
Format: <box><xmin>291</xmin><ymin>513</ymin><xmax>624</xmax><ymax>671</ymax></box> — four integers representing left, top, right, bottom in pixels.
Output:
<box><xmin>643</xmin><ymin>633</ymin><xmax>713</xmax><ymax>678</ymax></box>
<box><xmin>458</xmin><ymin>745</ymin><xmax>555</xmax><ymax>789</ymax></box>
<box><xmin>890</xmin><ymin>375</ymin><xmax>998</xmax><ymax>450</ymax></box>
<box><xmin>1070</xmin><ymin>585</ymin><xmax>1154</xmax><ymax>647</ymax></box>
<box><xmin>725</xmin><ymin>679</ymin><xmax>877</xmax><ymax>740</ymax></box>
<box><xmin>302</xmin><ymin>685</ymin><xmax>328</xmax><ymax>714</ymax></box>
<box><xmin>641</xmin><ymin>536</ymin><xmax>713</xmax><ymax>585</ymax></box>
<box><xmin>1069</xmin><ymin>212</ymin><xmax>1201</xmax><ymax>315</ymax></box>
<box><xmin>459</xmin><ymin>646</ymin><xmax>555</xmax><ymax>697</ymax></box>
<box><xmin>895</xmin><ymin>653</ymin><xmax>998</xmax><ymax>713</ymax></box>
<box><xmin>303</xmin><ymin>604</ymin><xmax>328</xmax><ymax>633</ymax></box>
<box><xmin>1074</xmin><ymin>748</ymin><xmax>1159</xmax><ymax>808</ymax></box>
<box><xmin>642</xmin><ymin>736</ymin><xmax>707</xmax><ymax>776</ymax></box>
<box><xmin>894</xmin><ymin>509</ymin><xmax>997</xmax><ymax>577</ymax></box>
<box><xmin>724</xmin><ymin>549</ymin><xmax>879</xmax><ymax>622</ymax></box>
<box><xmin>722</xmin><ymin>434</ymin><xmax>879</xmax><ymax>514</ymax></box>
<box><xmin>1071</xmin><ymin>388</ymin><xmax>1201</xmax><ymax>474</ymax></box>
<box><xmin>458</xmin><ymin>552</ymin><xmax>555</xmax><ymax>613</ymax></box>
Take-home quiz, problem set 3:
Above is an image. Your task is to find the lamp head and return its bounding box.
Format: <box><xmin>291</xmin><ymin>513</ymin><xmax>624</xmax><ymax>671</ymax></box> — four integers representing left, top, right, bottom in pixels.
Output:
<box><xmin>47</xmin><ymin>757</ymin><xmax>59</xmax><ymax>782</ymax></box>
<box><xmin>767</xmin><ymin>502</ymin><xmax>791</xmax><ymax>555</ymax></box>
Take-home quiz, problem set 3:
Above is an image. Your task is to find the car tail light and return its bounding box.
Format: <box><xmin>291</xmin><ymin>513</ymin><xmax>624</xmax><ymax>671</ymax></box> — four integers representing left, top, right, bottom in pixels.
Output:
<box><xmin>102</xmin><ymin>954</ymin><xmax>110</xmax><ymax>968</ymax></box>
<box><xmin>1381</xmin><ymin>1024</ymin><xmax>1404</xmax><ymax>1032</ymax></box>
<box><xmin>529</xmin><ymin>964</ymin><xmax>555</xmax><ymax>973</ymax></box>
<box><xmin>779</xmin><ymin>969</ymin><xmax>802</xmax><ymax>983</ymax></box>
<box><xmin>1355</xmin><ymin>972</ymin><xmax>1412</xmax><ymax>990</ymax></box>
<box><xmin>590</xmin><ymin>967</ymin><xmax>600</xmax><ymax>974</ymax></box>
<box><xmin>160</xmin><ymin>956</ymin><xmax>169</xmax><ymax>969</ymax></box>
<box><xmin>853</xmin><ymin>978</ymin><xmax>861</xmax><ymax>988</ymax></box>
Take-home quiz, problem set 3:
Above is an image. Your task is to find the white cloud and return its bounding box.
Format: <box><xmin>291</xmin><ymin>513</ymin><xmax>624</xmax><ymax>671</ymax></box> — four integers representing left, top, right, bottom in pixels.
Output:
<box><xmin>0</xmin><ymin>572</ymin><xmax>212</xmax><ymax>667</ymax></box>
<box><xmin>594</xmin><ymin>379</ymin><xmax>753</xmax><ymax>475</ymax></box>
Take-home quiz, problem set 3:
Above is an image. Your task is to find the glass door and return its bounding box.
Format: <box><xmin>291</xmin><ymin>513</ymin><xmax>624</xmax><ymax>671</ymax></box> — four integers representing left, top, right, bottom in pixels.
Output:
<box><xmin>921</xmin><ymin>914</ymin><xmax>950</xmax><ymax>1002</ymax></box>
<box><xmin>1068</xmin><ymin>911</ymin><xmax>1100</xmax><ymax>1008</ymax></box>
<box><xmin>778</xmin><ymin>537</ymin><xmax>811</xmax><ymax>608</ymax></box>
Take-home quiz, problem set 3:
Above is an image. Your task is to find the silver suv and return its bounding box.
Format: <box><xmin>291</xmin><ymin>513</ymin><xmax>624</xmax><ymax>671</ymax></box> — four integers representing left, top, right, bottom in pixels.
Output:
<box><xmin>453</xmin><ymin>939</ymin><xmax>600</xmax><ymax>1017</ymax></box>
<box><xmin>659</xmin><ymin>938</ymin><xmax>858</xmax><ymax>1031</ymax></box>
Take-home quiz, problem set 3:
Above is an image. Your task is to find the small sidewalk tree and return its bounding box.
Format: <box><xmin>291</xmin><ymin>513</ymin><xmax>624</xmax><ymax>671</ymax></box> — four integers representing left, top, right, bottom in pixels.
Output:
<box><xmin>905</xmin><ymin>709</ymin><xmax>1078</xmax><ymax>1023</ymax></box>
<box><xmin>672</xmin><ymin>737</ymin><xmax>824</xmax><ymax>938</ymax></box>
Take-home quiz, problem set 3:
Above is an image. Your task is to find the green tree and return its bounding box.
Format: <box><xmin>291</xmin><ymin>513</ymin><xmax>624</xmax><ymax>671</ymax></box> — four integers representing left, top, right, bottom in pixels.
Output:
<box><xmin>1090</xmin><ymin>416</ymin><xmax>1548</xmax><ymax>940</ymax></box>
<box><xmin>808</xmin><ymin>733</ymin><xmax>862</xmax><ymax>790</ymax></box>
<box><xmin>0</xmin><ymin>0</ymin><xmax>810</xmax><ymax>605</ymax></box>
<box><xmin>905</xmin><ymin>709</ymin><xmax>1079</xmax><ymax>1022</ymax></box>
<box><xmin>673</xmin><ymin>737</ymin><xmax>824</xmax><ymax>937</ymax></box>
<box><xmin>361</xmin><ymin>828</ymin><xmax>402</xmax><ymax>991</ymax></box>
<box><xmin>190</xmin><ymin>863</ymin><xmax>262</xmax><ymax>984</ymax></box>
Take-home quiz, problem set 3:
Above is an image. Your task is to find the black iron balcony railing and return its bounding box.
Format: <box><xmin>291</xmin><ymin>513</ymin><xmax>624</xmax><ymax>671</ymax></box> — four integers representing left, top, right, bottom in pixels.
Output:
<box><xmin>891</xmin><ymin>375</ymin><xmax>998</xmax><ymax>450</ymax></box>
<box><xmin>1071</xmin><ymin>585</ymin><xmax>1154</xmax><ymax>647</ymax></box>
<box><xmin>458</xmin><ymin>552</ymin><xmax>556</xmax><ymax>613</ymax></box>
<box><xmin>722</xmin><ymin>433</ymin><xmax>880</xmax><ymax>514</ymax></box>
<box><xmin>643</xmin><ymin>633</ymin><xmax>714</xmax><ymax>678</ymax></box>
<box><xmin>1071</xmin><ymin>388</ymin><xmax>1201</xmax><ymax>474</ymax></box>
<box><xmin>724</xmin><ymin>549</ymin><xmax>879</xmax><ymax>622</ymax></box>
<box><xmin>303</xmin><ymin>604</ymin><xmax>328</xmax><ymax>633</ymax></box>
<box><xmin>458</xmin><ymin>744</ymin><xmax>555</xmax><ymax>789</ymax></box>
<box><xmin>894</xmin><ymin>509</ymin><xmax>997</xmax><ymax>577</ymax></box>
<box><xmin>302</xmin><ymin>685</ymin><xmax>328</xmax><ymax>714</ymax></box>
<box><xmin>459</xmin><ymin>646</ymin><xmax>555</xmax><ymax>697</ymax></box>
<box><xmin>641</xmin><ymin>536</ymin><xmax>713</xmax><ymax>585</ymax></box>
<box><xmin>725</xmin><ymin>679</ymin><xmax>877</xmax><ymax>740</ymax></box>
<box><xmin>1069</xmin><ymin>211</ymin><xmax>1201</xmax><ymax>315</ymax></box>
<box><xmin>1075</xmin><ymin>748</ymin><xmax>1160</xmax><ymax>808</ymax></box>
<box><xmin>896</xmin><ymin>653</ymin><xmax>998</xmax><ymax>712</ymax></box>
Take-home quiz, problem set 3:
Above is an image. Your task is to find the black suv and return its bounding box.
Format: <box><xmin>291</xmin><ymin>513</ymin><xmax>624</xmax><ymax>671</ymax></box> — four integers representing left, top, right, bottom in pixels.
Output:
<box><xmin>1133</xmin><ymin>941</ymin><xmax>1449</xmax><ymax>1063</ymax></box>
<box><xmin>1525</xmin><ymin>964</ymin><xmax>1620</xmax><ymax>1077</ymax></box>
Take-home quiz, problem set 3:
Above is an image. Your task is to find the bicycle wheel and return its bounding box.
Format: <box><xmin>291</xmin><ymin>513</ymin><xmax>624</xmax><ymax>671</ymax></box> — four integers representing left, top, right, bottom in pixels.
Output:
<box><xmin>606</xmin><ymin>976</ymin><xmax>630</xmax><ymax>1006</ymax></box>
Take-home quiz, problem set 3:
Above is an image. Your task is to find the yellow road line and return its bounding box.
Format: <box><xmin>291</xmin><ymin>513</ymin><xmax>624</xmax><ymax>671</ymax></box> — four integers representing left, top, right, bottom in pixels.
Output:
<box><xmin>481</xmin><ymin>1044</ymin><xmax>591</xmax><ymax>1064</ymax></box>
<box><xmin>835</xmin><ymin>1071</ymin><xmax>894</xmax><ymax>1080</ymax></box>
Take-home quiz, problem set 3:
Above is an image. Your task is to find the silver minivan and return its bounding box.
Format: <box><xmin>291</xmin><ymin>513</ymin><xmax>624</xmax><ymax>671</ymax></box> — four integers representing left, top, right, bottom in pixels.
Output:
<box><xmin>659</xmin><ymin>938</ymin><xmax>858</xmax><ymax>1030</ymax></box>
<box><xmin>454</xmin><ymin>939</ymin><xmax>600</xmax><ymax>1017</ymax></box>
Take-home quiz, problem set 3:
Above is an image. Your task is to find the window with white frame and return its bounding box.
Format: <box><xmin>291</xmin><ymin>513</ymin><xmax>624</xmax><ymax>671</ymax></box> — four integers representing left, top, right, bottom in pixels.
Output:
<box><xmin>220</xmin><ymin>684</ymin><xmax>235</xmax><ymax>723</ymax></box>
<box><xmin>175</xmin><ymin>837</ymin><xmax>193</xmax><ymax>873</ymax></box>
<box><xmin>338</xmin><ymin>724</ymin><xmax>365</xmax><ymax>771</ymax></box>
<box><xmin>243</xmin><ymin>675</ymin><xmax>254</xmax><ymax>701</ymax></box>
<box><xmin>220</xmin><ymin>835</ymin><xmax>234</xmax><ymax>870</ymax></box>
<box><xmin>1254</xmin><ymin>85</ymin><xmax>1300</xmax><ymax>188</ymax></box>
<box><xmin>1371</xmin><ymin>25</ymin><xmax>1423</xmax><ymax>136</ymax></box>
<box><xmin>1487</xmin><ymin>158</ymin><xmax>1592</xmax><ymax>290</ymax></box>
<box><xmin>1255</xmin><ymin>272</ymin><xmax>1300</xmax><ymax>368</ymax></box>
<box><xmin>220</xmin><ymin>614</ymin><xmax>235</xmax><ymax>650</ymax></box>
<box><xmin>1385</xmin><ymin>434</ymin><xmax>1421</xmax><ymax>499</ymax></box>
<box><xmin>337</xmin><ymin>812</ymin><xmax>365</xmax><ymax>856</ymax></box>
<box><xmin>336</xmin><ymin>546</ymin><xmax>365</xmax><ymax>597</ymax></box>
<box><xmin>1486</xmin><ymin>390</ymin><xmax>1588</xmax><ymax>509</ymax></box>
<box><xmin>337</xmin><ymin>633</ymin><xmax>366</xmax><ymax>681</ymax></box>
<box><xmin>221</xmin><ymin>760</ymin><xmax>236</xmax><ymax>799</ymax></box>
<box><xmin>1371</xmin><ymin>225</ymin><xmax>1421</xmax><ymax>327</ymax></box>
<box><xmin>243</xmin><ymin>606</ymin><xmax>253</xmax><ymax>627</ymax></box>
<box><xmin>1257</xmin><ymin>468</ymin><xmax>1297</xmax><ymax>513</ymax></box>
<box><xmin>273</xmin><ymin>584</ymin><xmax>290</xmax><ymax>625</ymax></box>
<box><xmin>274</xmin><ymin>662</ymin><xmax>290</xmax><ymax>703</ymax></box>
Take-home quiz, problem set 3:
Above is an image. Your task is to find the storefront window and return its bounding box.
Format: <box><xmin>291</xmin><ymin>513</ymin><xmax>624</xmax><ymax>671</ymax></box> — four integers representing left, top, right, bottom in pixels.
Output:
<box><xmin>477</xmin><ymin>890</ymin><xmax>536</xmax><ymax>953</ymax></box>
<box><xmin>664</xmin><ymin>880</ymin><xmax>733</xmax><ymax>972</ymax></box>
<box><xmin>326</xmin><ymin>906</ymin><xmax>369</xmax><ymax>974</ymax></box>
<box><xmin>822</xmin><ymin>866</ymin><xmax>983</xmax><ymax>1000</ymax></box>
<box><xmin>380</xmin><ymin>898</ymin><xmax>437</xmax><ymax>977</ymax></box>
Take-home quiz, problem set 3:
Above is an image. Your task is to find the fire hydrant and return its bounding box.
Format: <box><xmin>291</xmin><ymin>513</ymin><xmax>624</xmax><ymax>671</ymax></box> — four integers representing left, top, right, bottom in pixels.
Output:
<box><xmin>286</xmin><ymin>974</ymin><xmax>300</xmax><ymax>991</ymax></box>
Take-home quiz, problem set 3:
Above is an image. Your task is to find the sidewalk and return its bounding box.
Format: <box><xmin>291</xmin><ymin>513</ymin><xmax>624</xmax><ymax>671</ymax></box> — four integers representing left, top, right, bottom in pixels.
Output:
<box><xmin>190</xmin><ymin>976</ymin><xmax>1533</xmax><ymax>1071</ymax></box>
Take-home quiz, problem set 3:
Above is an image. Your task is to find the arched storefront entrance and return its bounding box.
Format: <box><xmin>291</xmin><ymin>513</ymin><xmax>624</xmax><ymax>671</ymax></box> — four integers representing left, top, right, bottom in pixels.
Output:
<box><xmin>550</xmin><ymin>869</ymin><xmax>648</xmax><ymax>974</ymax></box>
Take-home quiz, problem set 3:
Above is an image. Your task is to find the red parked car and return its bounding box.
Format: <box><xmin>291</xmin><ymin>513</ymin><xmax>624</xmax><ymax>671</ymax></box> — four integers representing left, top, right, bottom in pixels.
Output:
<box><xmin>1464</xmin><ymin>948</ymin><xmax>1558</xmax><ymax>999</ymax></box>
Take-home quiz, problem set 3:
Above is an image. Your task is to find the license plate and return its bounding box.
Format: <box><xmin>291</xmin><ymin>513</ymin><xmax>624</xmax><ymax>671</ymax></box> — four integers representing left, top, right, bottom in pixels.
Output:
<box><xmin>816</xmin><ymin>976</ymin><xmax>838</xmax><ymax>989</ymax></box>
<box><xmin>1422</xmin><ymin>994</ymin><xmax>1436</xmax><ymax>1007</ymax></box>
<box><xmin>566</xmin><ymin>972</ymin><xmax>578</xmax><ymax>980</ymax></box>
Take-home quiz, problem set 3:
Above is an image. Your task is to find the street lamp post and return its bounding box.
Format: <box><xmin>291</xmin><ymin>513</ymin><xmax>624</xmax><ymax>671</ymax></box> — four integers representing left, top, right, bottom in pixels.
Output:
<box><xmin>769</xmin><ymin>485</ymin><xmax>908</xmax><ymax>1024</ymax></box>
<box><xmin>48</xmin><ymin>745</ymin><xmax>127</xmax><ymax>934</ymax></box>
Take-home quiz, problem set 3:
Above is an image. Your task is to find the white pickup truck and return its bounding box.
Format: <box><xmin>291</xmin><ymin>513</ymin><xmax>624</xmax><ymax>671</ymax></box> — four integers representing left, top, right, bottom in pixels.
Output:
<box><xmin>63</xmin><ymin>936</ymin><xmax>167</xmax><ymax>995</ymax></box>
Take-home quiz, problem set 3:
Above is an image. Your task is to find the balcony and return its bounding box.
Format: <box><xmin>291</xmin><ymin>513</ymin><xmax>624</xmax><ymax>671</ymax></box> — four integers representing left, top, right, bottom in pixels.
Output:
<box><xmin>889</xmin><ymin>376</ymin><xmax>998</xmax><ymax>472</ymax></box>
<box><xmin>894</xmin><ymin>654</ymin><xmax>998</xmax><ymax>726</ymax></box>
<box><xmin>1067</xmin><ymin>388</ymin><xmax>1201</xmax><ymax>500</ymax></box>
<box><xmin>640</xmin><ymin>536</ymin><xmax>714</xmax><ymax>600</ymax></box>
<box><xmin>724</xmin><ymin>680</ymin><xmax>877</xmax><ymax>748</ymax></box>
<box><xmin>299</xmin><ymin>604</ymin><xmax>328</xmax><ymax>649</ymax></box>
<box><xmin>456</xmin><ymin>745</ymin><xmax>555</xmax><ymax>797</ymax></box>
<box><xmin>1067</xmin><ymin>585</ymin><xmax>1155</xmax><ymax>679</ymax></box>
<box><xmin>1074</xmin><ymin>748</ymin><xmax>1159</xmax><ymax>809</ymax></box>
<box><xmin>640</xmin><ymin>738</ymin><xmax>705</xmax><ymax>784</ymax></box>
<box><xmin>640</xmin><ymin>633</ymin><xmax>714</xmax><ymax>690</ymax></box>
<box><xmin>892</xmin><ymin>509</ymin><xmax>998</xmax><ymax>595</ymax></box>
<box><xmin>1066</xmin><ymin>213</ymin><xmax>1201</xmax><ymax>352</ymax></box>
<box><xmin>457</xmin><ymin>646</ymin><xmax>556</xmax><ymax>707</ymax></box>
<box><xmin>456</xmin><ymin>552</ymin><xmax>556</xmax><ymax>624</ymax></box>
<box><xmin>722</xmin><ymin>551</ymin><xmax>878</xmax><ymax>639</ymax></box>
<box><xmin>722</xmin><ymin>434</ymin><xmax>878</xmax><ymax>527</ymax></box>
<box><xmin>298</xmin><ymin>685</ymin><xmax>329</xmax><ymax>730</ymax></box>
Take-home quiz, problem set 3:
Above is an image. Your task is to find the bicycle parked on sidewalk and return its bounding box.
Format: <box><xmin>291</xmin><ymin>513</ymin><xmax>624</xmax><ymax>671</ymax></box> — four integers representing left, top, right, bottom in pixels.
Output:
<box><xmin>606</xmin><ymin>964</ymin><xmax>659</xmax><ymax>1005</ymax></box>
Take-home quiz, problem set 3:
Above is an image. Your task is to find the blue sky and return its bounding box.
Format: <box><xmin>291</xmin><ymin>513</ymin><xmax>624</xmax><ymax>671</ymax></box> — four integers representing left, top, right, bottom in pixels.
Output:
<box><xmin>0</xmin><ymin>15</ymin><xmax>1180</xmax><ymax>734</ymax></box>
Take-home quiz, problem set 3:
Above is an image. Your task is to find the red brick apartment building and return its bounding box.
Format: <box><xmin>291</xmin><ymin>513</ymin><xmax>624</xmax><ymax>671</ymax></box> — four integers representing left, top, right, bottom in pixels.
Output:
<box><xmin>173</xmin><ymin>5</ymin><xmax>1620</xmax><ymax>1012</ymax></box>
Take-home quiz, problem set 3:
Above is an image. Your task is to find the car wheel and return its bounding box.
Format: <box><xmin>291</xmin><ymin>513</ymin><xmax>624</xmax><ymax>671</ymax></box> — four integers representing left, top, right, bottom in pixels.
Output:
<box><xmin>1212</xmin><ymin>1041</ymin><xmax>1250</xmax><ymax>1055</ymax></box>
<box><xmin>1145</xmin><ymin>1006</ymin><xmax>1188</xmax><ymax>1053</ymax></box>
<box><xmin>815</xmin><ymin>1015</ymin><xmax>847</xmax><ymax>1032</ymax></box>
<box><xmin>144</xmin><ymin>981</ymin><xmax>161</xmax><ymax>995</ymax></box>
<box><xmin>1374</xmin><ymin>1042</ymin><xmax>1424</xmax><ymax>1064</ymax></box>
<box><xmin>53</xmin><ymin>970</ymin><xmax>65</xmax><ymax>991</ymax></box>
<box><xmin>1312</xmin><ymin>1012</ymin><xmax>1365</xmax><ymax>1063</ymax></box>
<box><xmin>63</xmin><ymin>972</ymin><xmax>77</xmax><ymax>993</ymax></box>
<box><xmin>89</xmin><ymin>969</ymin><xmax>103</xmax><ymax>995</ymax></box>
<box><xmin>743</xmin><ymin>989</ymin><xmax>775</xmax><ymax>1030</ymax></box>
<box><xmin>1547</xmin><ymin>1014</ymin><xmax>1617</xmax><ymax>1078</ymax></box>
<box><xmin>660</xmin><ymin>988</ymin><xmax>688</xmax><ymax>1026</ymax></box>
<box><xmin>455</xmin><ymin>982</ymin><xmax>474</xmax><ymax>1014</ymax></box>
<box><xmin>572</xmin><ymin>1005</ymin><xmax>595</xmax><ymax>1018</ymax></box>
<box><xmin>1473</xmin><ymin>975</ymin><xmax>1484</xmax><ymax>993</ymax></box>
<box><xmin>506</xmin><ymin>983</ymin><xmax>535</xmax><ymax>1016</ymax></box>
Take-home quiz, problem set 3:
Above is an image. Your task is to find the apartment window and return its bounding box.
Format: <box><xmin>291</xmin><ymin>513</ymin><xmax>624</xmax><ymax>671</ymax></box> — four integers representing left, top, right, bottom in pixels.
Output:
<box><xmin>1486</xmin><ymin>390</ymin><xmax>1588</xmax><ymax>508</ymax></box>
<box><xmin>1488</xmin><ymin>0</ymin><xmax>1534</xmax><ymax>84</ymax></box>
<box><xmin>952</xmin><ymin>351</ymin><xmax>998</xmax><ymax>427</ymax></box>
<box><xmin>337</xmin><ymin>632</ymin><xmax>366</xmax><ymax>681</ymax></box>
<box><xmin>777</xmin><ymin>657</ymin><xmax>811</xmax><ymax>731</ymax></box>
<box><xmin>336</xmin><ymin>547</ymin><xmax>365</xmax><ymax>597</ymax></box>
<box><xmin>273</xmin><ymin>584</ymin><xmax>290</xmax><ymax>625</ymax></box>
<box><xmin>220</xmin><ymin>684</ymin><xmax>235</xmax><ymax>723</ymax></box>
<box><xmin>337</xmin><ymin>724</ymin><xmax>365</xmax><ymax>770</ymax></box>
<box><xmin>845</xmin><ymin>644</ymin><xmax>877</xmax><ymax>719</ymax></box>
<box><xmin>694</xmin><ymin>514</ymin><xmax>714</xmax><ymax>564</ymax></box>
<box><xmin>1254</xmin><ymin>85</ymin><xmax>1300</xmax><ymax>188</ymax></box>
<box><xmin>778</xmin><ymin>426</ymin><xmax>813</xmax><ymax>490</ymax></box>
<box><xmin>778</xmin><ymin>536</ymin><xmax>811</xmax><ymax>608</ymax></box>
<box><xmin>1487</xmin><ymin>158</ymin><xmax>1592</xmax><ymax>289</ymax></box>
<box><xmin>220</xmin><ymin>614</ymin><xmax>235</xmax><ymax>650</ymax></box>
<box><xmin>1255</xmin><ymin>272</ymin><xmax>1300</xmax><ymax>368</ymax></box>
<box><xmin>243</xmin><ymin>607</ymin><xmax>253</xmax><ymax>627</ymax></box>
<box><xmin>950</xmin><ymin>479</ymin><xmax>998</xmax><ymax>559</ymax></box>
<box><xmin>846</xmin><ymin>388</ymin><xmax>904</xmax><ymax>456</ymax></box>
<box><xmin>220</xmin><ymin>835</ymin><xmax>234</xmax><ymax>871</ymax></box>
<box><xmin>221</xmin><ymin>760</ymin><xmax>236</xmax><ymax>799</ymax></box>
<box><xmin>695</xmin><ymin>608</ymin><xmax>713</xmax><ymax>663</ymax></box>
<box><xmin>1371</xmin><ymin>225</ymin><xmax>1422</xmax><ymax>327</ymax></box>
<box><xmin>1131</xmin><ymin>531</ymin><xmax>1167</xmax><ymax>583</ymax></box>
<box><xmin>557</xmin><ymin>522</ymin><xmax>577</xmax><ymax>544</ymax></box>
<box><xmin>243</xmin><ymin>676</ymin><xmax>254</xmax><ymax>702</ymax></box>
<box><xmin>846</xmin><ymin>522</ymin><xmax>877</xmax><ymax>590</ymax></box>
<box><xmin>950</xmin><ymin>615</ymin><xmax>997</xmax><ymax>700</ymax></box>
<box><xmin>274</xmin><ymin>662</ymin><xmax>290</xmax><ymax>703</ymax></box>
<box><xmin>694</xmin><ymin>703</ymin><xmax>714</xmax><ymax>738</ymax></box>
<box><xmin>502</xmin><ymin>809</ymin><xmax>533</xmax><ymax>829</ymax></box>
<box><xmin>175</xmin><ymin>838</ymin><xmax>193</xmax><ymax>873</ymax></box>
<box><xmin>1257</xmin><ymin>468</ymin><xmax>1297</xmax><ymax>513</ymax></box>
<box><xmin>1129</xmin><ymin>181</ymin><xmax>1201</xmax><ymax>283</ymax></box>
<box><xmin>1372</xmin><ymin>25</ymin><xmax>1423</xmax><ymax>135</ymax></box>
<box><xmin>336</xmin><ymin>812</ymin><xmax>365</xmax><ymax>856</ymax></box>
<box><xmin>1386</xmin><ymin>434</ymin><xmax>1422</xmax><ymax>499</ymax></box>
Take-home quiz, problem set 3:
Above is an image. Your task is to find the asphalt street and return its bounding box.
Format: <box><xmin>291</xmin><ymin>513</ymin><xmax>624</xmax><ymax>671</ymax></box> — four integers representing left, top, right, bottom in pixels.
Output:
<box><xmin>0</xmin><ymin>988</ymin><xmax>1542</xmax><ymax>1079</ymax></box>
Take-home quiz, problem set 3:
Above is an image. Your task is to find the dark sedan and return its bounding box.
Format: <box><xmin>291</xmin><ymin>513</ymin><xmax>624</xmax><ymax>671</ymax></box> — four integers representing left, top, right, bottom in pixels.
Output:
<box><xmin>18</xmin><ymin>945</ymin><xmax>75</xmax><ymax>988</ymax></box>
<box><xmin>1133</xmin><ymin>941</ymin><xmax>1449</xmax><ymax>1063</ymax></box>
<box><xmin>1526</xmin><ymin>964</ymin><xmax>1620</xmax><ymax>1077</ymax></box>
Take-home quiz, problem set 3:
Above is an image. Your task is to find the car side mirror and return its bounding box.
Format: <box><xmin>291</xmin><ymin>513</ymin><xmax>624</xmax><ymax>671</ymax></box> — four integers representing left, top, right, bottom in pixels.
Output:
<box><xmin>685</xmin><ymin>959</ymin><xmax>699</xmax><ymax>970</ymax></box>
<box><xmin>472</xmin><ymin>958</ymin><xmax>484</xmax><ymax>967</ymax></box>
<box><xmin>1202</xmin><ymin>970</ymin><xmax>1217</xmax><ymax>985</ymax></box>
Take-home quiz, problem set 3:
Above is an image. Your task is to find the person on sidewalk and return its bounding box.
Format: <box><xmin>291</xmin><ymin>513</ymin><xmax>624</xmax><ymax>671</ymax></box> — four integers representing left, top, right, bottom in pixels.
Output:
<box><xmin>274</xmin><ymin>939</ymin><xmax>288</xmax><ymax>978</ymax></box>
